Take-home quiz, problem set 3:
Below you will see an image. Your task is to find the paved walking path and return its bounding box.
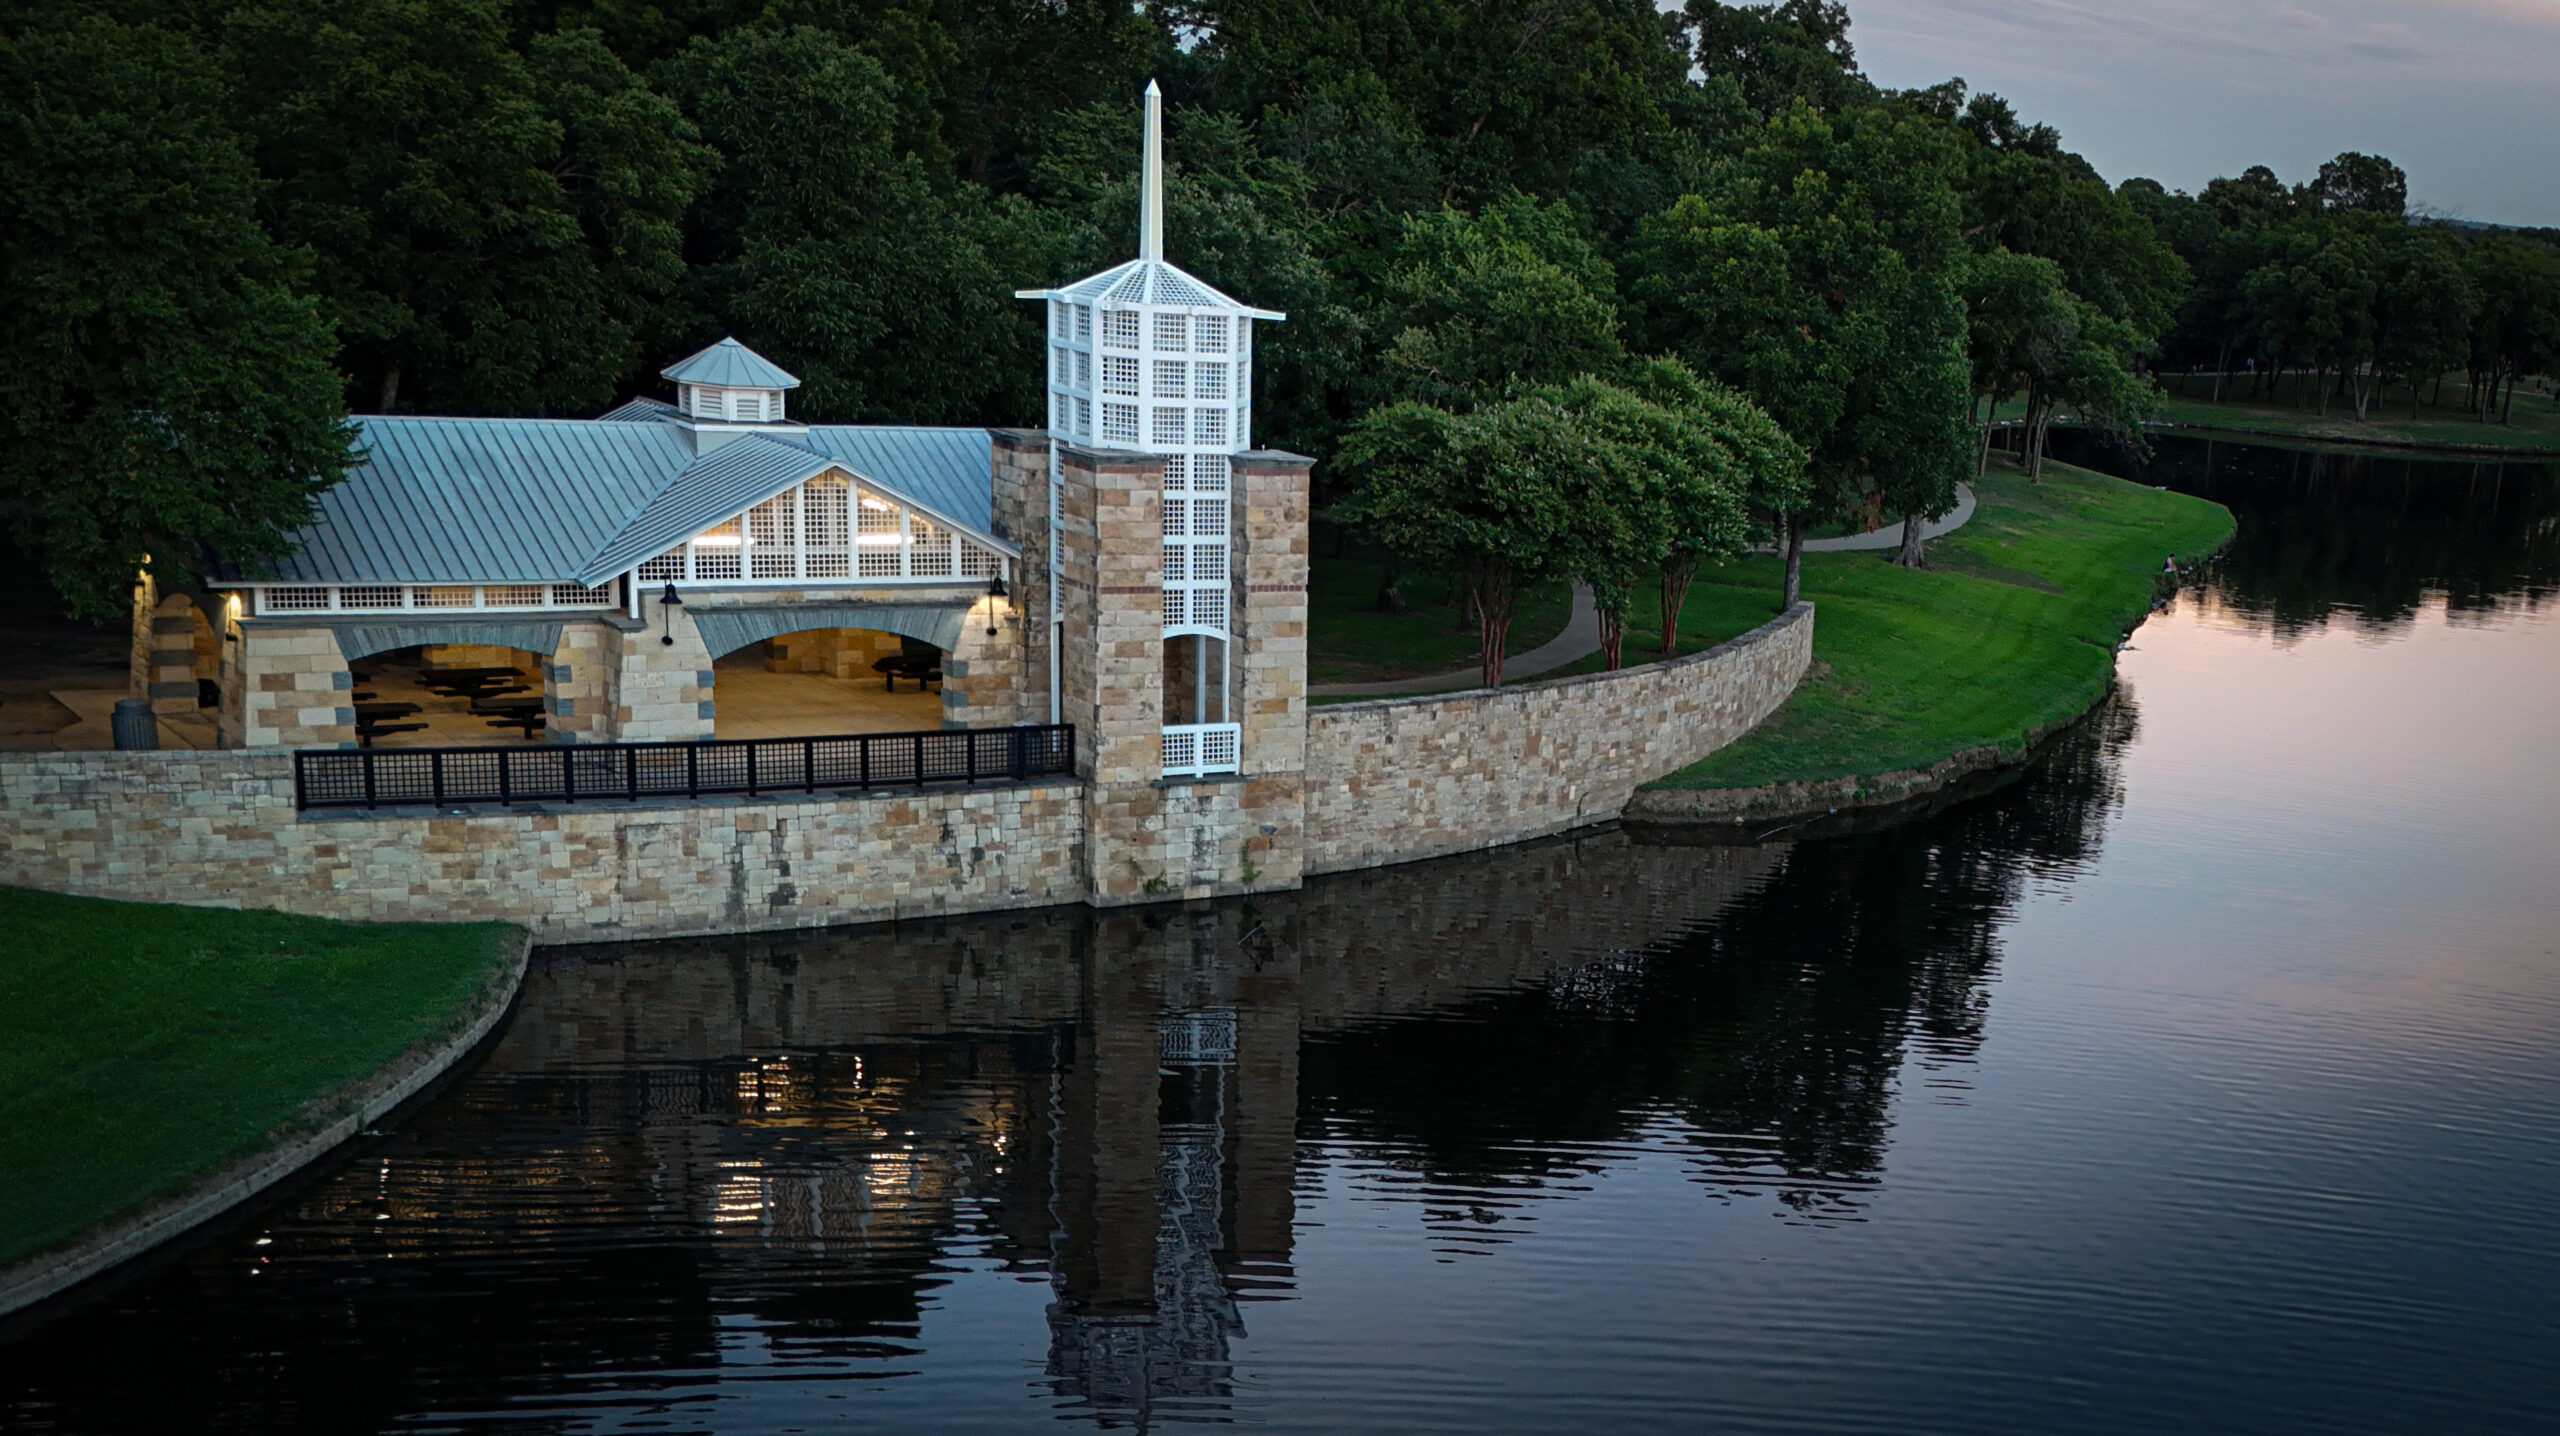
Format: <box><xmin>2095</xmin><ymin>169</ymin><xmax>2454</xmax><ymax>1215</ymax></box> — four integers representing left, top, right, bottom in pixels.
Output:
<box><xmin>1308</xmin><ymin>484</ymin><xmax>1975</xmax><ymax>700</ymax></box>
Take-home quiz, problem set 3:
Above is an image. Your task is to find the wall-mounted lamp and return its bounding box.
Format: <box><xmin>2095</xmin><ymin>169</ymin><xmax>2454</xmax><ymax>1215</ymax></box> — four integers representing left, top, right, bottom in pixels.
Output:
<box><xmin>658</xmin><ymin>583</ymin><xmax>683</xmax><ymax>646</ymax></box>
<box><xmin>985</xmin><ymin>574</ymin><xmax>1008</xmax><ymax>636</ymax></box>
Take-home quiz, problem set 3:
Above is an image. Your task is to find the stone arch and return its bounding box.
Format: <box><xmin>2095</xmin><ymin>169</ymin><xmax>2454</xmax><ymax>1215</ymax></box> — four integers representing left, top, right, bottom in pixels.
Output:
<box><xmin>684</xmin><ymin>601</ymin><xmax>969</xmax><ymax>662</ymax></box>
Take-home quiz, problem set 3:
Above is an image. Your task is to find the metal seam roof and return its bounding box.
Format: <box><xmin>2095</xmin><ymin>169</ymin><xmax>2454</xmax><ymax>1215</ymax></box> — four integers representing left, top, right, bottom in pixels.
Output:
<box><xmin>659</xmin><ymin>337</ymin><xmax>801</xmax><ymax>389</ymax></box>
<box><xmin>233</xmin><ymin>414</ymin><xmax>1005</xmax><ymax>588</ymax></box>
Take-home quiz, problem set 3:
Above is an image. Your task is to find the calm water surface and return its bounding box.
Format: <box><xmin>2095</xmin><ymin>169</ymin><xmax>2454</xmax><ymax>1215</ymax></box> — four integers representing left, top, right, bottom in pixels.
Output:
<box><xmin>6</xmin><ymin>437</ymin><xmax>2558</xmax><ymax>1433</ymax></box>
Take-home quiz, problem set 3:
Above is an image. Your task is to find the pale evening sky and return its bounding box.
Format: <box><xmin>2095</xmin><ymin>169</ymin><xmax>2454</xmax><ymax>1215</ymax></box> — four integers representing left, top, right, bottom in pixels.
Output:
<box><xmin>1841</xmin><ymin>0</ymin><xmax>2560</xmax><ymax>227</ymax></box>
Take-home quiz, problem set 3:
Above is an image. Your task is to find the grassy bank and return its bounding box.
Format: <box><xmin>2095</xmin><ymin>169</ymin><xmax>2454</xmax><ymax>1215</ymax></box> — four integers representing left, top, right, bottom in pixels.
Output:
<box><xmin>0</xmin><ymin>890</ymin><xmax>518</xmax><ymax>1269</ymax></box>
<box><xmin>1645</xmin><ymin>457</ymin><xmax>2233</xmax><ymax>793</ymax></box>
<box><xmin>1309</xmin><ymin>522</ymin><xmax>1574</xmax><ymax>683</ymax></box>
<box><xmin>2144</xmin><ymin>390</ymin><xmax>2560</xmax><ymax>454</ymax></box>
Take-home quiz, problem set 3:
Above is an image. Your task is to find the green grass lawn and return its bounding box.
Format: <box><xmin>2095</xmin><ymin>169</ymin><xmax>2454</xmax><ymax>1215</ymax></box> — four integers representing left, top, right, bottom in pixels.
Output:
<box><xmin>1308</xmin><ymin>522</ymin><xmax>1574</xmax><ymax>683</ymax></box>
<box><xmin>0</xmin><ymin>890</ymin><xmax>519</xmax><ymax>1269</ymax></box>
<box><xmin>1645</xmin><ymin>455</ymin><xmax>2233</xmax><ymax>792</ymax></box>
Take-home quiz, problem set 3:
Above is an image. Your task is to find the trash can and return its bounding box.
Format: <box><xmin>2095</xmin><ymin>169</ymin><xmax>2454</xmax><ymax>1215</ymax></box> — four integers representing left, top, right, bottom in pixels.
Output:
<box><xmin>111</xmin><ymin>697</ymin><xmax>159</xmax><ymax>751</ymax></box>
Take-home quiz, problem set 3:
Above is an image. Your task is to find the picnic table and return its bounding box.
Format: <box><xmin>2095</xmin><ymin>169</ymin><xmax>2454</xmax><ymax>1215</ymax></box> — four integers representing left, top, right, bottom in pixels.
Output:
<box><xmin>871</xmin><ymin>653</ymin><xmax>942</xmax><ymax>692</ymax></box>
<box><xmin>473</xmin><ymin>694</ymin><xmax>548</xmax><ymax>739</ymax></box>
<box><xmin>353</xmin><ymin>700</ymin><xmax>426</xmax><ymax>748</ymax></box>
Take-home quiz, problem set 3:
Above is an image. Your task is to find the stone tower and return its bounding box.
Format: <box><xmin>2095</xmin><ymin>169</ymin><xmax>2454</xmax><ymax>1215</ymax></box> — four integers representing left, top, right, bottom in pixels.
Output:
<box><xmin>1012</xmin><ymin>82</ymin><xmax>1312</xmax><ymax>904</ymax></box>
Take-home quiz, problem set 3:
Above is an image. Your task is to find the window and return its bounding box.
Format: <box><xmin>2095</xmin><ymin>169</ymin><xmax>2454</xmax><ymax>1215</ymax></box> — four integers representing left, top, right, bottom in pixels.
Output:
<box><xmin>805</xmin><ymin>478</ymin><xmax>850</xmax><ymax>578</ymax></box>
<box><xmin>1074</xmin><ymin>305</ymin><xmax>1092</xmax><ymax>342</ymax></box>
<box><xmin>694</xmin><ymin>518</ymin><xmax>742</xmax><ymax>579</ymax></box>
<box><xmin>960</xmin><ymin>540</ymin><xmax>1002</xmax><ymax>578</ymax></box>
<box><xmin>911</xmin><ymin>519</ymin><xmax>955</xmax><ymax>577</ymax></box>
<box><xmin>265</xmin><ymin>587</ymin><xmax>328</xmax><ymax>612</ymax></box>
<box><xmin>1162</xmin><ymin>498</ymin><xmax>1186</xmax><ymax>538</ymax></box>
<box><xmin>1163</xmin><ymin>455</ymin><xmax>1188</xmax><ymax>490</ymax></box>
<box><xmin>1193</xmin><ymin>408</ymin><xmax>1228</xmax><ymax>446</ymax></box>
<box><xmin>1102</xmin><ymin>402</ymin><xmax>1139</xmax><ymax>444</ymax></box>
<box><xmin>1052</xmin><ymin>299</ymin><xmax>1067</xmax><ymax>339</ymax></box>
<box><xmin>1154</xmin><ymin>313</ymin><xmax>1189</xmax><ymax>351</ymax></box>
<box><xmin>1162</xmin><ymin>635</ymin><xmax>1229</xmax><ymax>725</ymax></box>
<box><xmin>1075</xmin><ymin>397</ymin><xmax>1092</xmax><ymax>437</ymax></box>
<box><xmin>1195</xmin><ymin>362</ymin><xmax>1228</xmax><ymax>401</ymax></box>
<box><xmin>749</xmin><ymin>492</ymin><xmax>796</xmax><ymax>577</ymax></box>
<box><xmin>736</xmin><ymin>392</ymin><xmax>765</xmax><ymax>422</ymax></box>
<box><xmin>1163</xmin><ymin>544</ymin><xmax>1186</xmax><ymax>581</ymax></box>
<box><xmin>1235</xmin><ymin>319</ymin><xmax>1251</xmax><ymax>356</ymax></box>
<box><xmin>1161</xmin><ymin>590</ymin><xmax>1186</xmax><ymax>626</ymax></box>
<box><xmin>639</xmin><ymin>548</ymin><xmax>684</xmax><ymax>582</ymax></box>
<box><xmin>692</xmin><ymin>385</ymin><xmax>725</xmax><ymax>418</ymax></box>
<box><xmin>1054</xmin><ymin>345</ymin><xmax>1070</xmax><ymax>383</ymax></box>
<box><xmin>486</xmin><ymin>584</ymin><xmax>545</xmax><ymax>607</ymax></box>
<box><xmin>415</xmin><ymin>586</ymin><xmax>475</xmax><ymax>610</ymax></box>
<box><xmin>1101</xmin><ymin>355</ymin><xmax>1138</xmax><ymax>396</ymax></box>
<box><xmin>1191</xmin><ymin>455</ymin><xmax>1229</xmax><ymax>492</ymax></box>
<box><xmin>1191</xmin><ymin>544</ymin><xmax>1226</xmax><ymax>582</ymax></box>
<box><xmin>553</xmin><ymin>583</ymin><xmax>615</xmax><ymax>607</ymax></box>
<box><xmin>1102</xmin><ymin>309</ymin><xmax>1139</xmax><ymax>349</ymax></box>
<box><xmin>340</xmin><ymin>585</ymin><xmax>402</xmax><ymax>610</ymax></box>
<box><xmin>1151</xmin><ymin>407</ymin><xmax>1187</xmax><ymax>445</ymax></box>
<box><xmin>1191</xmin><ymin>497</ymin><xmax>1227</xmax><ymax>540</ymax></box>
<box><xmin>1195</xmin><ymin>316</ymin><xmax>1228</xmax><ymax>353</ymax></box>
<box><xmin>1074</xmin><ymin>351</ymin><xmax>1090</xmax><ymax>387</ymax></box>
<box><xmin>1154</xmin><ymin>360</ymin><xmax>1186</xmax><ymax>398</ymax></box>
<box><xmin>1188</xmin><ymin>588</ymin><xmax>1228</xmax><ymax>628</ymax></box>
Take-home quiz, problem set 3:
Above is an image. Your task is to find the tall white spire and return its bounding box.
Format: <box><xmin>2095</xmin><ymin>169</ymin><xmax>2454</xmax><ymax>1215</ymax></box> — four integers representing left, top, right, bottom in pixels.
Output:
<box><xmin>1140</xmin><ymin>79</ymin><xmax>1165</xmax><ymax>263</ymax></box>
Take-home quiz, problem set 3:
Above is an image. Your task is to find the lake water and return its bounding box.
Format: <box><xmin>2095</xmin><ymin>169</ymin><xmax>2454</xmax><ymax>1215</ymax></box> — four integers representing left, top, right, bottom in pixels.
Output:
<box><xmin>6</xmin><ymin>436</ymin><xmax>2558</xmax><ymax>1433</ymax></box>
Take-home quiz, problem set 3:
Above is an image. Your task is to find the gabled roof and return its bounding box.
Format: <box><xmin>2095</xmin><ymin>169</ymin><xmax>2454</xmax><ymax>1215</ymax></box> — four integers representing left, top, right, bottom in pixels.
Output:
<box><xmin>232</xmin><ymin>416</ymin><xmax>1003</xmax><ymax>588</ymax></box>
<box><xmin>1017</xmin><ymin>258</ymin><xmax>1285</xmax><ymax>321</ymax></box>
<box><xmin>661</xmin><ymin>337</ymin><xmax>801</xmax><ymax>390</ymax></box>
<box><xmin>598</xmin><ymin>395</ymin><xmax>679</xmax><ymax>422</ymax></box>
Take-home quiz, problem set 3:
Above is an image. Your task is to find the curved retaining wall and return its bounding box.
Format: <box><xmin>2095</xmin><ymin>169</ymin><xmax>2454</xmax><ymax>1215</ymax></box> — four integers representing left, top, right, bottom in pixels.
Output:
<box><xmin>0</xmin><ymin>930</ymin><xmax>532</xmax><ymax>1319</ymax></box>
<box><xmin>1301</xmin><ymin>601</ymin><xmax>1814</xmax><ymax>875</ymax></box>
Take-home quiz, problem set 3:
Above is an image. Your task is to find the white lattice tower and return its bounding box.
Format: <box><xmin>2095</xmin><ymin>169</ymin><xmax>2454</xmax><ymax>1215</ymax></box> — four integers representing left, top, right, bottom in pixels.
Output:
<box><xmin>1016</xmin><ymin>81</ymin><xmax>1285</xmax><ymax>777</ymax></box>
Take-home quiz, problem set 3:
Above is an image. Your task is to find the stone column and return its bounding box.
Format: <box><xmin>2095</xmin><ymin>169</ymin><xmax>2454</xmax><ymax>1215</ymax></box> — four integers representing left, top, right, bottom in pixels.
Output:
<box><xmin>142</xmin><ymin>593</ymin><xmax>204</xmax><ymax>715</ymax></box>
<box><xmin>1226</xmin><ymin>449</ymin><xmax>1314</xmax><ymax>892</ymax></box>
<box><xmin>233</xmin><ymin>627</ymin><xmax>354</xmax><ymax>749</ymax></box>
<box><xmin>988</xmin><ymin>428</ymin><xmax>1057</xmax><ymax>725</ymax></box>
<box><xmin>612</xmin><ymin>589</ymin><xmax>715</xmax><ymax>742</ymax></box>
<box><xmin>940</xmin><ymin>597</ymin><xmax>1029</xmax><ymax>729</ymax></box>
<box><xmin>1055</xmin><ymin>442</ymin><xmax>1171</xmax><ymax>903</ymax></box>
<box><xmin>545</xmin><ymin>619</ymin><xmax>630</xmax><ymax>744</ymax></box>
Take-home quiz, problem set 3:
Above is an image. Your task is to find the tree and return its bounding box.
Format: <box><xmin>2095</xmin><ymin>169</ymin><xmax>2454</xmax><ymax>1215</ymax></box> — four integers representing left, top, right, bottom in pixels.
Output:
<box><xmin>1628</xmin><ymin>102</ymin><xmax>1967</xmax><ymax>601</ymax></box>
<box><xmin>2014</xmin><ymin>297</ymin><xmax>2154</xmax><ymax>480</ymax></box>
<box><xmin>2465</xmin><ymin>235</ymin><xmax>2560</xmax><ymax>425</ymax></box>
<box><xmin>223</xmin><ymin>0</ymin><xmax>707</xmax><ymax>414</ymax></box>
<box><xmin>1685</xmin><ymin>0</ymin><xmax>1866</xmax><ymax>119</ymax></box>
<box><xmin>1370</xmin><ymin>194</ymin><xmax>1626</xmax><ymax>413</ymax></box>
<box><xmin>1621</xmin><ymin>358</ymin><xmax>1804</xmax><ymax>649</ymax></box>
<box><xmin>1959</xmin><ymin>247</ymin><xmax>2069</xmax><ymax>473</ymax></box>
<box><xmin>2308</xmin><ymin>151</ymin><xmax>2407</xmax><ymax>218</ymax></box>
<box><xmin>1337</xmin><ymin>398</ymin><xmax>1592</xmax><ymax>687</ymax></box>
<box><xmin>2372</xmin><ymin>223</ymin><xmax>2476</xmax><ymax>419</ymax></box>
<box><xmin>667</xmin><ymin>25</ymin><xmax>1032</xmax><ymax>422</ymax></box>
<box><xmin>0</xmin><ymin>13</ymin><xmax>355</xmax><ymax>618</ymax></box>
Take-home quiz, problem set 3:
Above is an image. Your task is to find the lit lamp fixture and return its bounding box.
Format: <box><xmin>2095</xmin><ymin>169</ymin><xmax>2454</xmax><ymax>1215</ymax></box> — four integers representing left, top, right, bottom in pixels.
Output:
<box><xmin>986</xmin><ymin>574</ymin><xmax>1008</xmax><ymax>636</ymax></box>
<box><xmin>658</xmin><ymin>583</ymin><xmax>683</xmax><ymax>646</ymax></box>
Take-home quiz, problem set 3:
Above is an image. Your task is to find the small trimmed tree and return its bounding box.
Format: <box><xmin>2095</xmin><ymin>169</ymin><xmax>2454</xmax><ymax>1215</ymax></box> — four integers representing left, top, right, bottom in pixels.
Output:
<box><xmin>1337</xmin><ymin>397</ymin><xmax>1591</xmax><ymax>688</ymax></box>
<box><xmin>1619</xmin><ymin>359</ymin><xmax>1803</xmax><ymax>651</ymax></box>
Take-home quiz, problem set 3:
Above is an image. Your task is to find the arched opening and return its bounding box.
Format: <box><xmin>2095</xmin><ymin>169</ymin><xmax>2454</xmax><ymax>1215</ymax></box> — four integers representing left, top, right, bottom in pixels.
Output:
<box><xmin>711</xmin><ymin>627</ymin><xmax>943</xmax><ymax>739</ymax></box>
<box><xmin>343</xmin><ymin>643</ymin><xmax>552</xmax><ymax>747</ymax></box>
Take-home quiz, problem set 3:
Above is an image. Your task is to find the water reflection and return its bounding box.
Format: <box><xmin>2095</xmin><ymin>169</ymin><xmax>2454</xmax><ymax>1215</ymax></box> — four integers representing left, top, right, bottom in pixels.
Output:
<box><xmin>2</xmin><ymin>710</ymin><xmax>2142</xmax><ymax>1432</ymax></box>
<box><xmin>2047</xmin><ymin>430</ymin><xmax>2560</xmax><ymax>633</ymax></box>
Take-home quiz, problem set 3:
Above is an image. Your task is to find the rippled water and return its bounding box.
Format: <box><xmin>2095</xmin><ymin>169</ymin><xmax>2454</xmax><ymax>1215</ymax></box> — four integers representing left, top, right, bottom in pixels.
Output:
<box><xmin>6</xmin><ymin>439</ymin><xmax>2558</xmax><ymax>1433</ymax></box>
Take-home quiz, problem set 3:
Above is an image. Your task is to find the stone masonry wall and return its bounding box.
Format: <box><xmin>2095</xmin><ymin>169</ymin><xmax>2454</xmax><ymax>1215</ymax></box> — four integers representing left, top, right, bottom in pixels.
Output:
<box><xmin>0</xmin><ymin>749</ymin><xmax>1085</xmax><ymax>940</ymax></box>
<box><xmin>1300</xmin><ymin>601</ymin><xmax>1816</xmax><ymax>875</ymax></box>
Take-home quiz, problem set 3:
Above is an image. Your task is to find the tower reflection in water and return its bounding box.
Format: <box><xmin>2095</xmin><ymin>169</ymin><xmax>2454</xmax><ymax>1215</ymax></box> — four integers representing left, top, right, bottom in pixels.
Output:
<box><xmin>1</xmin><ymin>701</ymin><xmax>2135</xmax><ymax>1431</ymax></box>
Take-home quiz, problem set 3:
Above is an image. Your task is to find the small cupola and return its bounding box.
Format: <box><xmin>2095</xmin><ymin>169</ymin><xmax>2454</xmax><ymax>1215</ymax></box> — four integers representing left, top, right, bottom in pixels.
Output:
<box><xmin>661</xmin><ymin>337</ymin><xmax>800</xmax><ymax>425</ymax></box>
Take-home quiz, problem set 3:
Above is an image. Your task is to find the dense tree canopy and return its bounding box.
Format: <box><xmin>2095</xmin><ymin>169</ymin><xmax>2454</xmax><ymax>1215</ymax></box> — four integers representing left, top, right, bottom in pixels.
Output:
<box><xmin>7</xmin><ymin>0</ymin><xmax>2550</xmax><ymax>616</ymax></box>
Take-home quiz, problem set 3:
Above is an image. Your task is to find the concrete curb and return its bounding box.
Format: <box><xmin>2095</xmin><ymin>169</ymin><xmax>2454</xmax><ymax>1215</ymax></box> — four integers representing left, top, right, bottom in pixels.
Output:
<box><xmin>0</xmin><ymin>928</ymin><xmax>533</xmax><ymax>1319</ymax></box>
<box><xmin>1622</xmin><ymin>734</ymin><xmax>2037</xmax><ymax>829</ymax></box>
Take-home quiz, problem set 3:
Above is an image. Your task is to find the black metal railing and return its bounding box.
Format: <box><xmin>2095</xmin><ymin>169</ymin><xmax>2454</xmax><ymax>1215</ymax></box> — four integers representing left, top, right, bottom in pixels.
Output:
<box><xmin>294</xmin><ymin>725</ymin><xmax>1075</xmax><ymax>811</ymax></box>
